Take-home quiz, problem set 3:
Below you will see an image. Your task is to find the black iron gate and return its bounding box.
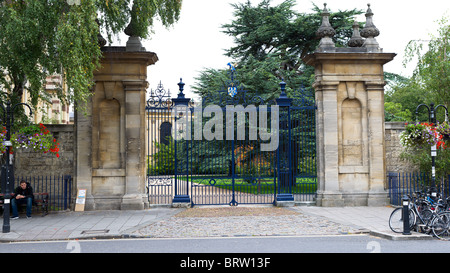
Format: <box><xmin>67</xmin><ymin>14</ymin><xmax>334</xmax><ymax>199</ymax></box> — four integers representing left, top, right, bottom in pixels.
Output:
<box><xmin>146</xmin><ymin>76</ymin><xmax>316</xmax><ymax>206</ymax></box>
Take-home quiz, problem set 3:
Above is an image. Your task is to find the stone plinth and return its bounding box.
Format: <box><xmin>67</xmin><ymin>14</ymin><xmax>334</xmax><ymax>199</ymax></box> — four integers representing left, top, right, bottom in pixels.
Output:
<box><xmin>304</xmin><ymin>51</ymin><xmax>396</xmax><ymax>206</ymax></box>
<box><xmin>75</xmin><ymin>47</ymin><xmax>158</xmax><ymax>210</ymax></box>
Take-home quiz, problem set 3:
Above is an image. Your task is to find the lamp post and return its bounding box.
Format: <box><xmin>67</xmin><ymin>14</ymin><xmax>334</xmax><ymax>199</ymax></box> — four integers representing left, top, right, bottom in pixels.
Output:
<box><xmin>276</xmin><ymin>80</ymin><xmax>294</xmax><ymax>203</ymax></box>
<box><xmin>172</xmin><ymin>79</ymin><xmax>191</xmax><ymax>205</ymax></box>
<box><xmin>415</xmin><ymin>103</ymin><xmax>448</xmax><ymax>196</ymax></box>
<box><xmin>0</xmin><ymin>101</ymin><xmax>32</xmax><ymax>233</ymax></box>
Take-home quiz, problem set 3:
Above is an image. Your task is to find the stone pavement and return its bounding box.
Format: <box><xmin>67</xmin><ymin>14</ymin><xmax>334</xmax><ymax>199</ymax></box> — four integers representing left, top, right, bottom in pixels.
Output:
<box><xmin>0</xmin><ymin>205</ymin><xmax>433</xmax><ymax>242</ymax></box>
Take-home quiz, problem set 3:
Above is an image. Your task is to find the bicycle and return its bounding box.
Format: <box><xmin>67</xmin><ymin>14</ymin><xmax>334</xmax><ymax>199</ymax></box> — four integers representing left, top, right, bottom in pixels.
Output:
<box><xmin>389</xmin><ymin>191</ymin><xmax>439</xmax><ymax>233</ymax></box>
<box><xmin>389</xmin><ymin>191</ymin><xmax>450</xmax><ymax>240</ymax></box>
<box><xmin>388</xmin><ymin>206</ymin><xmax>415</xmax><ymax>233</ymax></box>
<box><xmin>389</xmin><ymin>194</ymin><xmax>419</xmax><ymax>233</ymax></box>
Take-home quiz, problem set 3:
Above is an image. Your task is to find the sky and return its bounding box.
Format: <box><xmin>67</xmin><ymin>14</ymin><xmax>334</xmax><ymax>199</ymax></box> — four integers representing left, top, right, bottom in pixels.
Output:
<box><xmin>113</xmin><ymin>0</ymin><xmax>450</xmax><ymax>100</ymax></box>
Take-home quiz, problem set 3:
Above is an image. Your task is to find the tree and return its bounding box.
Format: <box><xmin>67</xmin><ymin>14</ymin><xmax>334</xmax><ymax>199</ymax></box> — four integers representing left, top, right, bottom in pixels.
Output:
<box><xmin>193</xmin><ymin>0</ymin><xmax>362</xmax><ymax>101</ymax></box>
<box><xmin>389</xmin><ymin>15</ymin><xmax>450</xmax><ymax>185</ymax></box>
<box><xmin>403</xmin><ymin>15</ymin><xmax>450</xmax><ymax>107</ymax></box>
<box><xmin>384</xmin><ymin>15</ymin><xmax>449</xmax><ymax>123</ymax></box>
<box><xmin>0</xmin><ymin>0</ymin><xmax>182</xmax><ymax>124</ymax></box>
<box><xmin>384</xmin><ymin>72</ymin><xmax>428</xmax><ymax>122</ymax></box>
<box><xmin>190</xmin><ymin>0</ymin><xmax>362</xmax><ymax>179</ymax></box>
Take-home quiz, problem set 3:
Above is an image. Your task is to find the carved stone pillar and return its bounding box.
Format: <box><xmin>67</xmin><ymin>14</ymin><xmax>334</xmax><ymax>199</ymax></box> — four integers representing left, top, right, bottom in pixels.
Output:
<box><xmin>303</xmin><ymin>3</ymin><xmax>396</xmax><ymax>206</ymax></box>
<box><xmin>75</xmin><ymin>48</ymin><xmax>158</xmax><ymax>210</ymax></box>
<box><xmin>304</xmin><ymin>53</ymin><xmax>395</xmax><ymax>206</ymax></box>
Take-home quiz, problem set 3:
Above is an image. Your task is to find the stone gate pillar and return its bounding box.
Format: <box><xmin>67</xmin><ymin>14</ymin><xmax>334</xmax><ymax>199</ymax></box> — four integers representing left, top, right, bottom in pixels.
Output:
<box><xmin>303</xmin><ymin>4</ymin><xmax>396</xmax><ymax>206</ymax></box>
<box><xmin>75</xmin><ymin>38</ymin><xmax>158</xmax><ymax>210</ymax></box>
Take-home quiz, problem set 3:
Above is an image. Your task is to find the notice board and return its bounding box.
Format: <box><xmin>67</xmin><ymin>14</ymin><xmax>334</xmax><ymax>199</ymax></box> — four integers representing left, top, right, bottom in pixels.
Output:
<box><xmin>75</xmin><ymin>189</ymin><xmax>87</xmax><ymax>211</ymax></box>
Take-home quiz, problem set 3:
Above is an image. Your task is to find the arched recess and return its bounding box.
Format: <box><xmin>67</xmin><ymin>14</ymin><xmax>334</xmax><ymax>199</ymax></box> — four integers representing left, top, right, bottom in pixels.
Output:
<box><xmin>99</xmin><ymin>99</ymin><xmax>121</xmax><ymax>169</ymax></box>
<box><xmin>341</xmin><ymin>98</ymin><xmax>363</xmax><ymax>166</ymax></box>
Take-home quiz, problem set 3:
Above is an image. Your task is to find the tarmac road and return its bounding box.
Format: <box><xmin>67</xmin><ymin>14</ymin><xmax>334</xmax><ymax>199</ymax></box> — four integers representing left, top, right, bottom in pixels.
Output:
<box><xmin>1</xmin><ymin>234</ymin><xmax>450</xmax><ymax>253</ymax></box>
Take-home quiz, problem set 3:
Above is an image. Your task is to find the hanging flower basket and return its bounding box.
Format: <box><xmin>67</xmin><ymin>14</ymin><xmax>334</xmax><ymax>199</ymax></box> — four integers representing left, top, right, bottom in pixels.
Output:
<box><xmin>436</xmin><ymin>122</ymin><xmax>450</xmax><ymax>140</ymax></box>
<box><xmin>0</xmin><ymin>123</ymin><xmax>60</xmax><ymax>158</ymax></box>
<box><xmin>400</xmin><ymin>122</ymin><xmax>449</xmax><ymax>150</ymax></box>
<box><xmin>400</xmin><ymin>123</ymin><xmax>430</xmax><ymax>148</ymax></box>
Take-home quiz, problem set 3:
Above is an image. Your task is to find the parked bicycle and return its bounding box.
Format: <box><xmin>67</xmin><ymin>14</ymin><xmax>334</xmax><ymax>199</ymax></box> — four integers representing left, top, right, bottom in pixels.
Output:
<box><xmin>388</xmin><ymin>190</ymin><xmax>450</xmax><ymax>240</ymax></box>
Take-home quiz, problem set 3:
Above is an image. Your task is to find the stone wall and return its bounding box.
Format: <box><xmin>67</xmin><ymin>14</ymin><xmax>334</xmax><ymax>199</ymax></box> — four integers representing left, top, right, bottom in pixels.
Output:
<box><xmin>11</xmin><ymin>121</ymin><xmax>409</xmax><ymax>179</ymax></box>
<box><xmin>13</xmin><ymin>124</ymin><xmax>74</xmax><ymax>178</ymax></box>
<box><xmin>10</xmin><ymin>121</ymin><xmax>411</xmax><ymax>203</ymax></box>
<box><xmin>384</xmin><ymin>122</ymin><xmax>417</xmax><ymax>173</ymax></box>
<box><xmin>10</xmin><ymin>122</ymin><xmax>414</xmax><ymax>176</ymax></box>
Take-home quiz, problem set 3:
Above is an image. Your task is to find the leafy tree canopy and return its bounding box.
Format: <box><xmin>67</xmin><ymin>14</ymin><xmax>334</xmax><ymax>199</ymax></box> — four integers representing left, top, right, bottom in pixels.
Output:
<box><xmin>403</xmin><ymin>16</ymin><xmax>450</xmax><ymax>107</ymax></box>
<box><xmin>385</xmin><ymin>15</ymin><xmax>449</xmax><ymax>122</ymax></box>
<box><xmin>0</xmin><ymin>0</ymin><xmax>182</xmax><ymax>119</ymax></box>
<box><xmin>193</xmin><ymin>0</ymin><xmax>362</xmax><ymax>104</ymax></box>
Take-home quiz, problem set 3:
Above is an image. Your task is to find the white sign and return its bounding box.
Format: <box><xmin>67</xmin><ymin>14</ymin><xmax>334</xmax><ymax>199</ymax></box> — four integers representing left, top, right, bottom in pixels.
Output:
<box><xmin>75</xmin><ymin>189</ymin><xmax>87</xmax><ymax>212</ymax></box>
<box><xmin>76</xmin><ymin>189</ymin><xmax>86</xmax><ymax>204</ymax></box>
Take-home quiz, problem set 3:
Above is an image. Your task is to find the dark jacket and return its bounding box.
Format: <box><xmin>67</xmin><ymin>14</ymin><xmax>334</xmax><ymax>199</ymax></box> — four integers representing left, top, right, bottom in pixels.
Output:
<box><xmin>13</xmin><ymin>183</ymin><xmax>34</xmax><ymax>200</ymax></box>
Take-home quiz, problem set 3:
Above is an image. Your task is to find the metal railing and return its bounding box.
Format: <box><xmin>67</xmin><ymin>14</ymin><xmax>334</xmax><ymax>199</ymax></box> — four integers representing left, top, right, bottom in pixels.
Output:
<box><xmin>13</xmin><ymin>175</ymin><xmax>74</xmax><ymax>211</ymax></box>
<box><xmin>388</xmin><ymin>172</ymin><xmax>450</xmax><ymax>206</ymax></box>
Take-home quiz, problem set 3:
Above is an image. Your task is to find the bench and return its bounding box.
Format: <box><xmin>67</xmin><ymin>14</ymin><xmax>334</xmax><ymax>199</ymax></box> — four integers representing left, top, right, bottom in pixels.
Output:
<box><xmin>0</xmin><ymin>193</ymin><xmax>49</xmax><ymax>217</ymax></box>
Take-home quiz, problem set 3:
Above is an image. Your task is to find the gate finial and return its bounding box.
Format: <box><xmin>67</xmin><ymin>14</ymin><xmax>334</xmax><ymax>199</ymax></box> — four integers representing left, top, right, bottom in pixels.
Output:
<box><xmin>279</xmin><ymin>79</ymin><xmax>287</xmax><ymax>98</ymax></box>
<box><xmin>316</xmin><ymin>3</ymin><xmax>336</xmax><ymax>51</ymax></box>
<box><xmin>348</xmin><ymin>21</ymin><xmax>364</xmax><ymax>47</ymax></box>
<box><xmin>177</xmin><ymin>78</ymin><xmax>185</xmax><ymax>98</ymax></box>
<box><xmin>360</xmin><ymin>3</ymin><xmax>381</xmax><ymax>52</ymax></box>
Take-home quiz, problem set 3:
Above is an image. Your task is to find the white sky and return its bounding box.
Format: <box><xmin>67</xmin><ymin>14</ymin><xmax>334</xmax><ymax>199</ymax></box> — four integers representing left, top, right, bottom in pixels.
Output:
<box><xmin>115</xmin><ymin>0</ymin><xmax>450</xmax><ymax>100</ymax></box>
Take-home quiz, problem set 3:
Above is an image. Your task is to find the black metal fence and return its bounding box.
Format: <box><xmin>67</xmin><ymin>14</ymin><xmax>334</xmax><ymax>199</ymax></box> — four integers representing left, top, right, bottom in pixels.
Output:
<box><xmin>388</xmin><ymin>172</ymin><xmax>450</xmax><ymax>206</ymax></box>
<box><xmin>13</xmin><ymin>175</ymin><xmax>74</xmax><ymax>211</ymax></box>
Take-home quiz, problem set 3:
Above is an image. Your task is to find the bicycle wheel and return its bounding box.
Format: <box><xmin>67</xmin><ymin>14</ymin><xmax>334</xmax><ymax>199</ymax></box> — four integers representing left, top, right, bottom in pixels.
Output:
<box><xmin>431</xmin><ymin>212</ymin><xmax>450</xmax><ymax>240</ymax></box>
<box><xmin>389</xmin><ymin>207</ymin><xmax>416</xmax><ymax>233</ymax></box>
<box><xmin>417</xmin><ymin>208</ymin><xmax>434</xmax><ymax>233</ymax></box>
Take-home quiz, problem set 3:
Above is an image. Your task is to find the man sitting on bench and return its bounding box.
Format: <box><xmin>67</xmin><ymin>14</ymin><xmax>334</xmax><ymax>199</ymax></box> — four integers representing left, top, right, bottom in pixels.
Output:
<box><xmin>11</xmin><ymin>180</ymin><xmax>34</xmax><ymax>219</ymax></box>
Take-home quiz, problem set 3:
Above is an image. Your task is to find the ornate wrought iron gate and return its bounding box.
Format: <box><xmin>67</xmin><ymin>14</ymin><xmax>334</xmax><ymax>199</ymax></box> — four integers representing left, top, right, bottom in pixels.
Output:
<box><xmin>146</xmin><ymin>82</ymin><xmax>176</xmax><ymax>205</ymax></box>
<box><xmin>146</xmin><ymin>76</ymin><xmax>316</xmax><ymax>206</ymax></box>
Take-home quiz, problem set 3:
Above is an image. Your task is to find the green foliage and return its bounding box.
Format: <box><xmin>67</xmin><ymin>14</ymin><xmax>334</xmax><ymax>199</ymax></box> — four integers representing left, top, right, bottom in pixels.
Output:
<box><xmin>400</xmin><ymin>148</ymin><xmax>450</xmax><ymax>183</ymax></box>
<box><xmin>384</xmin><ymin>101</ymin><xmax>412</xmax><ymax>122</ymax></box>
<box><xmin>194</xmin><ymin>0</ymin><xmax>362</xmax><ymax>101</ymax></box>
<box><xmin>400</xmin><ymin>121</ymin><xmax>450</xmax><ymax>184</ymax></box>
<box><xmin>0</xmin><ymin>0</ymin><xmax>182</xmax><ymax>118</ymax></box>
<box><xmin>100</xmin><ymin>0</ymin><xmax>182</xmax><ymax>40</ymax></box>
<box><xmin>222</xmin><ymin>0</ymin><xmax>362</xmax><ymax>64</ymax></box>
<box><xmin>403</xmin><ymin>16</ymin><xmax>450</xmax><ymax>107</ymax></box>
<box><xmin>191</xmin><ymin>0</ymin><xmax>343</xmax><ymax>177</ymax></box>
<box><xmin>384</xmin><ymin>75</ymin><xmax>430</xmax><ymax>122</ymax></box>
<box><xmin>147</xmin><ymin>136</ymin><xmax>174</xmax><ymax>175</ymax></box>
<box><xmin>385</xmin><ymin>15</ymin><xmax>449</xmax><ymax>124</ymax></box>
<box><xmin>190</xmin><ymin>176</ymin><xmax>316</xmax><ymax>195</ymax></box>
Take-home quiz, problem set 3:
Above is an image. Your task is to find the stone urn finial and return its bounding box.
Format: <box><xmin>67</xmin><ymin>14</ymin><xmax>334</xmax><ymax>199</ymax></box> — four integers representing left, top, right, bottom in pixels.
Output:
<box><xmin>348</xmin><ymin>21</ymin><xmax>364</xmax><ymax>47</ymax></box>
<box><xmin>360</xmin><ymin>3</ymin><xmax>381</xmax><ymax>52</ymax></box>
<box><xmin>96</xmin><ymin>19</ymin><xmax>107</xmax><ymax>48</ymax></box>
<box><xmin>124</xmin><ymin>3</ymin><xmax>145</xmax><ymax>51</ymax></box>
<box><xmin>316</xmin><ymin>3</ymin><xmax>336</xmax><ymax>51</ymax></box>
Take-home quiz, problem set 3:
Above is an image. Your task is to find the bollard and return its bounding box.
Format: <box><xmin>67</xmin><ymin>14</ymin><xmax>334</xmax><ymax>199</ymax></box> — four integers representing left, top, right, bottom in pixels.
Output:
<box><xmin>402</xmin><ymin>196</ymin><xmax>411</xmax><ymax>235</ymax></box>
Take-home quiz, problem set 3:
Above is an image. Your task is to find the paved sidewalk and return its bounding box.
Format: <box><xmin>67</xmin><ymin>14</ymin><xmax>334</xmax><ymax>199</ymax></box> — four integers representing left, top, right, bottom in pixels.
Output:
<box><xmin>0</xmin><ymin>205</ymin><xmax>432</xmax><ymax>242</ymax></box>
<box><xmin>0</xmin><ymin>208</ymin><xmax>183</xmax><ymax>242</ymax></box>
<box><xmin>294</xmin><ymin>206</ymin><xmax>432</xmax><ymax>240</ymax></box>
